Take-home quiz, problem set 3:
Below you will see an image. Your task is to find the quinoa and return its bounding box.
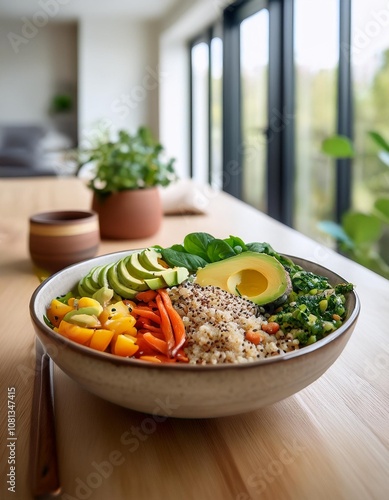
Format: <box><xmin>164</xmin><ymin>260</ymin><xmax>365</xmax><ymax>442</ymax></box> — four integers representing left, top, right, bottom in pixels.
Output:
<box><xmin>168</xmin><ymin>282</ymin><xmax>299</xmax><ymax>365</ymax></box>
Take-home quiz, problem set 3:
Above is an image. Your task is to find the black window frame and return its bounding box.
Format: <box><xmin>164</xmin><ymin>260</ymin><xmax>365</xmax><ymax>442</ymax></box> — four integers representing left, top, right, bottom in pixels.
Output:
<box><xmin>189</xmin><ymin>0</ymin><xmax>353</xmax><ymax>228</ymax></box>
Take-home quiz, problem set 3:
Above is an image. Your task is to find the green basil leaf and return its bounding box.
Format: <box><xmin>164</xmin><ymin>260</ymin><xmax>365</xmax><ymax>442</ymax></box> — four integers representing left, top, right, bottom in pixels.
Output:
<box><xmin>207</xmin><ymin>239</ymin><xmax>236</xmax><ymax>262</ymax></box>
<box><xmin>170</xmin><ymin>244</ymin><xmax>186</xmax><ymax>252</ymax></box>
<box><xmin>161</xmin><ymin>248</ymin><xmax>208</xmax><ymax>271</ymax></box>
<box><xmin>246</xmin><ymin>242</ymin><xmax>276</xmax><ymax>255</ymax></box>
<box><xmin>223</xmin><ymin>235</ymin><xmax>247</xmax><ymax>251</ymax></box>
<box><xmin>183</xmin><ymin>232</ymin><xmax>214</xmax><ymax>261</ymax></box>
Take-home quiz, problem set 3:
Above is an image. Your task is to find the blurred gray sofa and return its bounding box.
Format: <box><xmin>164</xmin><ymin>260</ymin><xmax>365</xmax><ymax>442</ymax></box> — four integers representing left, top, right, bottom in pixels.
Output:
<box><xmin>0</xmin><ymin>125</ymin><xmax>57</xmax><ymax>177</ymax></box>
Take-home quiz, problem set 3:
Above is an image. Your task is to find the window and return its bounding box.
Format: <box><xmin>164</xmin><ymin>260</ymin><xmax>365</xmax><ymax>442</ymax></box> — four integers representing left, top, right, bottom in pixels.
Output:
<box><xmin>294</xmin><ymin>0</ymin><xmax>339</xmax><ymax>241</ymax></box>
<box><xmin>210</xmin><ymin>35</ymin><xmax>223</xmax><ymax>189</ymax></box>
<box><xmin>190</xmin><ymin>28</ymin><xmax>223</xmax><ymax>188</ymax></box>
<box><xmin>190</xmin><ymin>41</ymin><xmax>209</xmax><ymax>185</ymax></box>
<box><xmin>351</xmin><ymin>0</ymin><xmax>389</xmax><ymax>213</ymax></box>
<box><xmin>240</xmin><ymin>9</ymin><xmax>269</xmax><ymax>212</ymax></box>
<box><xmin>189</xmin><ymin>0</ymin><xmax>379</xmax><ymax>247</ymax></box>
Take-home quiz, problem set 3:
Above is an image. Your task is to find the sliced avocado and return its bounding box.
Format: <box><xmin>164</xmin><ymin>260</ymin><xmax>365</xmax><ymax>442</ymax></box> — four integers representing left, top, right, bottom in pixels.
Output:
<box><xmin>160</xmin><ymin>269</ymin><xmax>178</xmax><ymax>287</ymax></box>
<box><xmin>138</xmin><ymin>248</ymin><xmax>167</xmax><ymax>272</ymax></box>
<box><xmin>92</xmin><ymin>286</ymin><xmax>114</xmax><ymax>306</ymax></box>
<box><xmin>87</xmin><ymin>266</ymin><xmax>101</xmax><ymax>289</ymax></box>
<box><xmin>64</xmin><ymin>306</ymin><xmax>102</xmax><ymax>321</ymax></box>
<box><xmin>117</xmin><ymin>257</ymin><xmax>149</xmax><ymax>291</ymax></box>
<box><xmin>126</xmin><ymin>252</ymin><xmax>159</xmax><ymax>279</ymax></box>
<box><xmin>144</xmin><ymin>276</ymin><xmax>166</xmax><ymax>290</ymax></box>
<box><xmin>107</xmin><ymin>264</ymin><xmax>138</xmax><ymax>299</ymax></box>
<box><xmin>98</xmin><ymin>264</ymin><xmax>112</xmax><ymax>288</ymax></box>
<box><xmin>160</xmin><ymin>268</ymin><xmax>189</xmax><ymax>287</ymax></box>
<box><xmin>78</xmin><ymin>275</ymin><xmax>98</xmax><ymax>297</ymax></box>
<box><xmin>195</xmin><ymin>251</ymin><xmax>291</xmax><ymax>306</ymax></box>
<box><xmin>78</xmin><ymin>281</ymin><xmax>91</xmax><ymax>298</ymax></box>
<box><xmin>176</xmin><ymin>267</ymin><xmax>190</xmax><ymax>284</ymax></box>
<box><xmin>66</xmin><ymin>314</ymin><xmax>101</xmax><ymax>328</ymax></box>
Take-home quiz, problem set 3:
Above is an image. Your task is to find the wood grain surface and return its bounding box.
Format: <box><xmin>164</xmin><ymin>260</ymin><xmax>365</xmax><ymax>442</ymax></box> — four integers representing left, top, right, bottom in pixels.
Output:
<box><xmin>0</xmin><ymin>177</ymin><xmax>388</xmax><ymax>500</ymax></box>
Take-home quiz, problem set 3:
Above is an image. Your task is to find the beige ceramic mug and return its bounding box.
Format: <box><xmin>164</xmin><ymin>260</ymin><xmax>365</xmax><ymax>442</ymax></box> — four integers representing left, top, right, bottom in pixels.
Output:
<box><xmin>29</xmin><ymin>210</ymin><xmax>100</xmax><ymax>274</ymax></box>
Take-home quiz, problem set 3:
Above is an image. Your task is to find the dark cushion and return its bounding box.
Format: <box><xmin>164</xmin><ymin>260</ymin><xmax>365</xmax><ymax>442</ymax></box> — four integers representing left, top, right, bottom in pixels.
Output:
<box><xmin>0</xmin><ymin>149</ymin><xmax>34</xmax><ymax>167</ymax></box>
<box><xmin>1</xmin><ymin>126</ymin><xmax>45</xmax><ymax>151</ymax></box>
<box><xmin>0</xmin><ymin>166</ymin><xmax>57</xmax><ymax>178</ymax></box>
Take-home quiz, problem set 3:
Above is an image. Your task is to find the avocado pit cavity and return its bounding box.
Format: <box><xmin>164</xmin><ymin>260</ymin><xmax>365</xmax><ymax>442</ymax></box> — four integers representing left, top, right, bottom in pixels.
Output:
<box><xmin>227</xmin><ymin>269</ymin><xmax>268</xmax><ymax>297</ymax></box>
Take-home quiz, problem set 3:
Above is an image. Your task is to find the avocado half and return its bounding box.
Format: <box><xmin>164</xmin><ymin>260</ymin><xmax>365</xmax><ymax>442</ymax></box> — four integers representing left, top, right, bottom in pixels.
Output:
<box><xmin>195</xmin><ymin>252</ymin><xmax>291</xmax><ymax>306</ymax></box>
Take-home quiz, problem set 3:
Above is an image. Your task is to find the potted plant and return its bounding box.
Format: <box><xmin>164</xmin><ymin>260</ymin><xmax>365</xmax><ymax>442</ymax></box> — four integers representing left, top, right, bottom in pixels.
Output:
<box><xmin>76</xmin><ymin>126</ymin><xmax>176</xmax><ymax>239</ymax></box>
<box><xmin>319</xmin><ymin>131</ymin><xmax>389</xmax><ymax>279</ymax></box>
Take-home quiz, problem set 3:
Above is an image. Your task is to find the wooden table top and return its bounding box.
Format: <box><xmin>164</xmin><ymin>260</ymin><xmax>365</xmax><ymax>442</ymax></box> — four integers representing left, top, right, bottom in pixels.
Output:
<box><xmin>0</xmin><ymin>177</ymin><xmax>388</xmax><ymax>500</ymax></box>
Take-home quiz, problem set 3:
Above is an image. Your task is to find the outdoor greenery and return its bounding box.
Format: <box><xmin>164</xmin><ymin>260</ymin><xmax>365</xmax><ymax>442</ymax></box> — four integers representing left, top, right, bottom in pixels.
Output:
<box><xmin>75</xmin><ymin>126</ymin><xmax>177</xmax><ymax>196</ymax></box>
<box><xmin>319</xmin><ymin>132</ymin><xmax>389</xmax><ymax>279</ymax></box>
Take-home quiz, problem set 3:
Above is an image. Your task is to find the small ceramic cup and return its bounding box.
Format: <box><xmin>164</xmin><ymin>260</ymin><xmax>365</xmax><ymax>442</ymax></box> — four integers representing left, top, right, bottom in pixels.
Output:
<box><xmin>29</xmin><ymin>210</ymin><xmax>100</xmax><ymax>274</ymax></box>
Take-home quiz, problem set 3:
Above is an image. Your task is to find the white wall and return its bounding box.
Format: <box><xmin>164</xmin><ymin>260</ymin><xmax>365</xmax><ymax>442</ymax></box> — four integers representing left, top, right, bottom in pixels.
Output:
<box><xmin>159</xmin><ymin>0</ymin><xmax>225</xmax><ymax>179</ymax></box>
<box><xmin>0</xmin><ymin>21</ymin><xmax>77</xmax><ymax>126</ymax></box>
<box><xmin>78</xmin><ymin>17</ymin><xmax>160</xmax><ymax>143</ymax></box>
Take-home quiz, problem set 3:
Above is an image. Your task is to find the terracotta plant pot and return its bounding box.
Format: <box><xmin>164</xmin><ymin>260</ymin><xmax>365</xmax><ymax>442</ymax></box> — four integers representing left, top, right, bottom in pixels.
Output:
<box><xmin>92</xmin><ymin>188</ymin><xmax>162</xmax><ymax>240</ymax></box>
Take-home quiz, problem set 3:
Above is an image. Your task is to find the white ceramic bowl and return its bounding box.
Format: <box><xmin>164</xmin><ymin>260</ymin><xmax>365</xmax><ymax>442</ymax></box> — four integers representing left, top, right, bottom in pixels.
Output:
<box><xmin>30</xmin><ymin>251</ymin><xmax>360</xmax><ymax>418</ymax></box>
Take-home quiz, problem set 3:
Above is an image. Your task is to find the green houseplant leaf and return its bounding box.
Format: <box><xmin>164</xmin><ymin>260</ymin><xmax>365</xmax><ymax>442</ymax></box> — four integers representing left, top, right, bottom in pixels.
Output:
<box><xmin>368</xmin><ymin>131</ymin><xmax>389</xmax><ymax>153</ymax></box>
<box><xmin>76</xmin><ymin>126</ymin><xmax>177</xmax><ymax>195</ymax></box>
<box><xmin>321</xmin><ymin>135</ymin><xmax>355</xmax><ymax>158</ymax></box>
<box><xmin>373</xmin><ymin>198</ymin><xmax>389</xmax><ymax>223</ymax></box>
<box><xmin>342</xmin><ymin>212</ymin><xmax>382</xmax><ymax>245</ymax></box>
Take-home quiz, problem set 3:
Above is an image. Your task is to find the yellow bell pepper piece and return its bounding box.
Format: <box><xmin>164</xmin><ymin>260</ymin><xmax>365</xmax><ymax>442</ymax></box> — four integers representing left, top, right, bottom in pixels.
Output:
<box><xmin>100</xmin><ymin>301</ymin><xmax>133</xmax><ymax>324</ymax></box>
<box><xmin>103</xmin><ymin>316</ymin><xmax>136</xmax><ymax>335</ymax></box>
<box><xmin>68</xmin><ymin>297</ymin><xmax>77</xmax><ymax>307</ymax></box>
<box><xmin>47</xmin><ymin>299</ymin><xmax>74</xmax><ymax>327</ymax></box>
<box><xmin>77</xmin><ymin>297</ymin><xmax>103</xmax><ymax>315</ymax></box>
<box><xmin>112</xmin><ymin>334</ymin><xmax>139</xmax><ymax>357</ymax></box>
<box><xmin>57</xmin><ymin>320</ymin><xmax>95</xmax><ymax>346</ymax></box>
<box><xmin>89</xmin><ymin>329</ymin><xmax>114</xmax><ymax>352</ymax></box>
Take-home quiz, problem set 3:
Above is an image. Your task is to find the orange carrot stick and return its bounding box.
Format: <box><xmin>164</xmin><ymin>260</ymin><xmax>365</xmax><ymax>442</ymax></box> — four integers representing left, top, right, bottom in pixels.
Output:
<box><xmin>157</xmin><ymin>289</ymin><xmax>186</xmax><ymax>356</ymax></box>
<box><xmin>174</xmin><ymin>347</ymin><xmax>189</xmax><ymax>361</ymax></box>
<box><xmin>143</xmin><ymin>332</ymin><xmax>168</xmax><ymax>356</ymax></box>
<box><xmin>155</xmin><ymin>294</ymin><xmax>175</xmax><ymax>356</ymax></box>
<box><xmin>138</xmin><ymin>329</ymin><xmax>165</xmax><ymax>340</ymax></box>
<box><xmin>138</xmin><ymin>322</ymin><xmax>162</xmax><ymax>333</ymax></box>
<box><xmin>131</xmin><ymin>308</ymin><xmax>161</xmax><ymax>324</ymax></box>
<box><xmin>139</xmin><ymin>355</ymin><xmax>162</xmax><ymax>363</ymax></box>
<box><xmin>135</xmin><ymin>290</ymin><xmax>158</xmax><ymax>302</ymax></box>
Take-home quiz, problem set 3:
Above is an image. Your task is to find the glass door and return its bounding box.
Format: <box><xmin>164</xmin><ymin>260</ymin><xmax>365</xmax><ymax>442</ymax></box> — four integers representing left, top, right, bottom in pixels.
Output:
<box><xmin>240</xmin><ymin>8</ymin><xmax>269</xmax><ymax>211</ymax></box>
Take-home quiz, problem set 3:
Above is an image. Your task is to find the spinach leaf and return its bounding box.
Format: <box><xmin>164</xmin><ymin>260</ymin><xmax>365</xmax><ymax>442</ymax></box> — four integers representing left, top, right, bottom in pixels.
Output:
<box><xmin>246</xmin><ymin>241</ymin><xmax>276</xmax><ymax>255</ymax></box>
<box><xmin>246</xmin><ymin>241</ymin><xmax>298</xmax><ymax>270</ymax></box>
<box><xmin>170</xmin><ymin>244</ymin><xmax>186</xmax><ymax>252</ymax></box>
<box><xmin>161</xmin><ymin>248</ymin><xmax>208</xmax><ymax>271</ymax></box>
<box><xmin>223</xmin><ymin>235</ymin><xmax>247</xmax><ymax>251</ymax></box>
<box><xmin>207</xmin><ymin>239</ymin><xmax>236</xmax><ymax>262</ymax></box>
<box><xmin>183</xmin><ymin>232</ymin><xmax>214</xmax><ymax>261</ymax></box>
